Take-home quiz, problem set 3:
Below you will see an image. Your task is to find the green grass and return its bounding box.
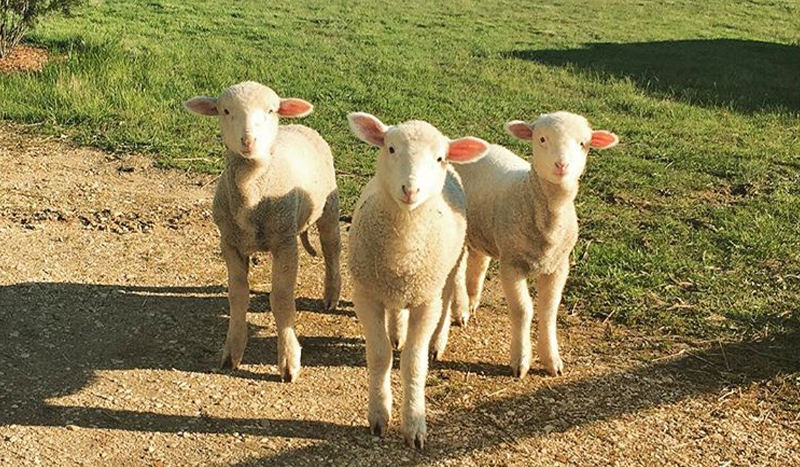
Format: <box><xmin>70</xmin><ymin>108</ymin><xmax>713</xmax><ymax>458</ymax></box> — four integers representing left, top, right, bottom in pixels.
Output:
<box><xmin>1</xmin><ymin>0</ymin><xmax>798</xmax><ymax>338</ymax></box>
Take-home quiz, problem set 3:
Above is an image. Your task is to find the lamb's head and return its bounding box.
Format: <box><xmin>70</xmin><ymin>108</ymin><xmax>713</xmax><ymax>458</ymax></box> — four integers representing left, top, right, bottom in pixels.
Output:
<box><xmin>506</xmin><ymin>111</ymin><xmax>618</xmax><ymax>188</ymax></box>
<box><xmin>184</xmin><ymin>81</ymin><xmax>313</xmax><ymax>160</ymax></box>
<box><xmin>348</xmin><ymin>112</ymin><xmax>489</xmax><ymax>211</ymax></box>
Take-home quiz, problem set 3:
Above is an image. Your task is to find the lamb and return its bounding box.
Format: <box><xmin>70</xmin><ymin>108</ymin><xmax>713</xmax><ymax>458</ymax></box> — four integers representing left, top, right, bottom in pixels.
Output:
<box><xmin>436</xmin><ymin>111</ymin><xmax>618</xmax><ymax>378</ymax></box>
<box><xmin>184</xmin><ymin>81</ymin><xmax>341</xmax><ymax>382</ymax></box>
<box><xmin>346</xmin><ymin>112</ymin><xmax>488</xmax><ymax>448</ymax></box>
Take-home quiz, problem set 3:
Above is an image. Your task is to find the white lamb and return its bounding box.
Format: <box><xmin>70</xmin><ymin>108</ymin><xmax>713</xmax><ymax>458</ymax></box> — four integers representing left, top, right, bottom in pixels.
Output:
<box><xmin>347</xmin><ymin>112</ymin><xmax>488</xmax><ymax>449</ymax></box>
<box><xmin>438</xmin><ymin>111</ymin><xmax>618</xmax><ymax>378</ymax></box>
<box><xmin>184</xmin><ymin>81</ymin><xmax>341</xmax><ymax>382</ymax></box>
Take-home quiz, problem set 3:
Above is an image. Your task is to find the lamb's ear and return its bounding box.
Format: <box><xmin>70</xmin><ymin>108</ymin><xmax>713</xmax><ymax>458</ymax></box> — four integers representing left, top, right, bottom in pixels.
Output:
<box><xmin>505</xmin><ymin>120</ymin><xmax>533</xmax><ymax>140</ymax></box>
<box><xmin>184</xmin><ymin>97</ymin><xmax>219</xmax><ymax>116</ymax></box>
<box><xmin>348</xmin><ymin>112</ymin><xmax>388</xmax><ymax>147</ymax></box>
<box><xmin>447</xmin><ymin>137</ymin><xmax>490</xmax><ymax>164</ymax></box>
<box><xmin>279</xmin><ymin>98</ymin><xmax>313</xmax><ymax>118</ymax></box>
<box><xmin>590</xmin><ymin>130</ymin><xmax>619</xmax><ymax>150</ymax></box>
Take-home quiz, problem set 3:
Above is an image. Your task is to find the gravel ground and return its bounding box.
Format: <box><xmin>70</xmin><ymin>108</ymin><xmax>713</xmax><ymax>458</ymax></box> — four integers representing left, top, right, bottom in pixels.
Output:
<box><xmin>0</xmin><ymin>124</ymin><xmax>798</xmax><ymax>467</ymax></box>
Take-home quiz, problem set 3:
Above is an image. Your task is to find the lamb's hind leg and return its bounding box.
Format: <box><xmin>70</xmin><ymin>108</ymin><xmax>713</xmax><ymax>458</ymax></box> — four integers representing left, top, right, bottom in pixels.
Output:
<box><xmin>221</xmin><ymin>242</ymin><xmax>250</xmax><ymax>369</ymax></box>
<box><xmin>430</xmin><ymin>247</ymin><xmax>467</xmax><ymax>360</ymax></box>
<box><xmin>535</xmin><ymin>257</ymin><xmax>569</xmax><ymax>377</ymax></box>
<box><xmin>387</xmin><ymin>308</ymin><xmax>408</xmax><ymax>350</ymax></box>
<box><xmin>317</xmin><ymin>189</ymin><xmax>341</xmax><ymax>311</ymax></box>
<box><xmin>461</xmin><ymin>248</ymin><xmax>490</xmax><ymax>326</ymax></box>
<box><xmin>270</xmin><ymin>239</ymin><xmax>301</xmax><ymax>382</ymax></box>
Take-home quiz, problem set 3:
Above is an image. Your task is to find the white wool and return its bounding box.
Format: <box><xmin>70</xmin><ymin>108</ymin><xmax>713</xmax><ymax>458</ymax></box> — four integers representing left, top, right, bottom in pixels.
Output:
<box><xmin>185</xmin><ymin>81</ymin><xmax>341</xmax><ymax>382</ymax></box>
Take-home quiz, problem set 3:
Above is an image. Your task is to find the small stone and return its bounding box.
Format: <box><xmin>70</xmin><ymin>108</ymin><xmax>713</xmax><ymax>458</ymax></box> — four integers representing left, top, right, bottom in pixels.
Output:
<box><xmin>66</xmin><ymin>425</ymin><xmax>78</xmax><ymax>431</ymax></box>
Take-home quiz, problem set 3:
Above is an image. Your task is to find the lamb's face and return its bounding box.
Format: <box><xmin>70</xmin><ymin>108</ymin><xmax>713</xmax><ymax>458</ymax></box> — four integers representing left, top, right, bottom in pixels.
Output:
<box><xmin>184</xmin><ymin>81</ymin><xmax>313</xmax><ymax>161</ymax></box>
<box><xmin>505</xmin><ymin>111</ymin><xmax>619</xmax><ymax>188</ymax></box>
<box><xmin>378</xmin><ymin>122</ymin><xmax>450</xmax><ymax>211</ymax></box>
<box><xmin>216</xmin><ymin>83</ymin><xmax>281</xmax><ymax>160</ymax></box>
<box><xmin>530</xmin><ymin>113</ymin><xmax>591</xmax><ymax>187</ymax></box>
<box><xmin>348</xmin><ymin>113</ymin><xmax>489</xmax><ymax>212</ymax></box>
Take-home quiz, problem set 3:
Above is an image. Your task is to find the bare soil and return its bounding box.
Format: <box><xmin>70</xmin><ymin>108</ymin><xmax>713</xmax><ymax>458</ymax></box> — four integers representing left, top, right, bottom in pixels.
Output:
<box><xmin>0</xmin><ymin>46</ymin><xmax>47</xmax><ymax>74</ymax></box>
<box><xmin>0</xmin><ymin>124</ymin><xmax>798</xmax><ymax>467</ymax></box>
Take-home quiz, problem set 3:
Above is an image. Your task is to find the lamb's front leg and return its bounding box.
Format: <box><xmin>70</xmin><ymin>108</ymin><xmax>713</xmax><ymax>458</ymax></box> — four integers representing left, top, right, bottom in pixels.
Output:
<box><xmin>270</xmin><ymin>240</ymin><xmax>301</xmax><ymax>382</ymax></box>
<box><xmin>221</xmin><ymin>242</ymin><xmax>250</xmax><ymax>370</ymax></box>
<box><xmin>401</xmin><ymin>299</ymin><xmax>441</xmax><ymax>449</ymax></box>
<box><xmin>535</xmin><ymin>257</ymin><xmax>569</xmax><ymax>377</ymax></box>
<box><xmin>354</xmin><ymin>291</ymin><xmax>392</xmax><ymax>436</ymax></box>
<box><xmin>499</xmin><ymin>261</ymin><xmax>533</xmax><ymax>378</ymax></box>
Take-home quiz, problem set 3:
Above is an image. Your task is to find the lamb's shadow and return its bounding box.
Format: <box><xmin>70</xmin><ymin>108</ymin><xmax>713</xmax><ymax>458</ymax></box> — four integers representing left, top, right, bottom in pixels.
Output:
<box><xmin>506</xmin><ymin>39</ymin><xmax>800</xmax><ymax>112</ymax></box>
<box><xmin>6</xmin><ymin>322</ymin><xmax>795</xmax><ymax>466</ymax></box>
<box><xmin>0</xmin><ymin>281</ymin><xmax>358</xmax><ymax>418</ymax></box>
<box><xmin>223</xmin><ymin>327</ymin><xmax>800</xmax><ymax>466</ymax></box>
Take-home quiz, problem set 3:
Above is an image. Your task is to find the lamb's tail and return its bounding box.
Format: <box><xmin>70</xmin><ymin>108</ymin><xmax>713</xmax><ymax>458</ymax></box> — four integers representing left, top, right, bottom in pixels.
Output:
<box><xmin>300</xmin><ymin>231</ymin><xmax>318</xmax><ymax>257</ymax></box>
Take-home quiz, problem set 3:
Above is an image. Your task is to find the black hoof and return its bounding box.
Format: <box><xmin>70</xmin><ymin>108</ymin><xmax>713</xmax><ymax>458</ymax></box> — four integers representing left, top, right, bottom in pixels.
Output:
<box><xmin>414</xmin><ymin>437</ymin><xmax>424</xmax><ymax>450</ymax></box>
<box><xmin>281</xmin><ymin>368</ymin><xmax>295</xmax><ymax>383</ymax></box>
<box><xmin>371</xmin><ymin>422</ymin><xmax>388</xmax><ymax>437</ymax></box>
<box><xmin>221</xmin><ymin>356</ymin><xmax>235</xmax><ymax>370</ymax></box>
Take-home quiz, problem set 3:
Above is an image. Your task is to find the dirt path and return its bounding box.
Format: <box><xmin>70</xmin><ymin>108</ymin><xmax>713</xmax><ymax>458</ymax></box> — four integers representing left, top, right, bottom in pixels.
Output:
<box><xmin>1</xmin><ymin>124</ymin><xmax>798</xmax><ymax>467</ymax></box>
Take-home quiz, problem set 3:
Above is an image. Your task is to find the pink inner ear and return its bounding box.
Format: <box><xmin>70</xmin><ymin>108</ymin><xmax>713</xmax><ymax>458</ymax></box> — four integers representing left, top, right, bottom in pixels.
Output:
<box><xmin>279</xmin><ymin>99</ymin><xmax>313</xmax><ymax>117</ymax></box>
<box><xmin>350</xmin><ymin>114</ymin><xmax>385</xmax><ymax>146</ymax></box>
<box><xmin>507</xmin><ymin>122</ymin><xmax>533</xmax><ymax>140</ymax></box>
<box><xmin>590</xmin><ymin>131</ymin><xmax>619</xmax><ymax>149</ymax></box>
<box><xmin>184</xmin><ymin>97</ymin><xmax>218</xmax><ymax>116</ymax></box>
<box><xmin>448</xmin><ymin>137</ymin><xmax>489</xmax><ymax>163</ymax></box>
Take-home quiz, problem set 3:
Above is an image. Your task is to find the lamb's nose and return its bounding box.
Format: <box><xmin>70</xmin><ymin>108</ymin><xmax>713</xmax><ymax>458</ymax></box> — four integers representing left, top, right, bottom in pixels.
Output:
<box><xmin>241</xmin><ymin>136</ymin><xmax>256</xmax><ymax>151</ymax></box>
<box><xmin>555</xmin><ymin>161</ymin><xmax>569</xmax><ymax>172</ymax></box>
<box><xmin>401</xmin><ymin>185</ymin><xmax>420</xmax><ymax>203</ymax></box>
<box><xmin>402</xmin><ymin>185</ymin><xmax>420</xmax><ymax>196</ymax></box>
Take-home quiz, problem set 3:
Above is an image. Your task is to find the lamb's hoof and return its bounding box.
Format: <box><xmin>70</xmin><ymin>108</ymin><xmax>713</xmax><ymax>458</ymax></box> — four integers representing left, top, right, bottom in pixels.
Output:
<box><xmin>323</xmin><ymin>281</ymin><xmax>341</xmax><ymax>312</ymax></box>
<box><xmin>371</xmin><ymin>420</ymin><xmax>389</xmax><ymax>437</ymax></box>
<box><xmin>454</xmin><ymin>312</ymin><xmax>469</xmax><ymax>327</ymax></box>
<box><xmin>542</xmin><ymin>357</ymin><xmax>564</xmax><ymax>377</ymax></box>
<box><xmin>220</xmin><ymin>350</ymin><xmax>241</xmax><ymax>371</ymax></box>
<box><xmin>280</xmin><ymin>365</ymin><xmax>299</xmax><ymax>383</ymax></box>
<box><xmin>368</xmin><ymin>411</ymin><xmax>390</xmax><ymax>438</ymax></box>
<box><xmin>511</xmin><ymin>363</ymin><xmax>530</xmax><ymax>379</ymax></box>
<box><xmin>404</xmin><ymin>431</ymin><xmax>426</xmax><ymax>450</ymax></box>
<box><xmin>402</xmin><ymin>415</ymin><xmax>426</xmax><ymax>450</ymax></box>
<box><xmin>429</xmin><ymin>347</ymin><xmax>444</xmax><ymax>362</ymax></box>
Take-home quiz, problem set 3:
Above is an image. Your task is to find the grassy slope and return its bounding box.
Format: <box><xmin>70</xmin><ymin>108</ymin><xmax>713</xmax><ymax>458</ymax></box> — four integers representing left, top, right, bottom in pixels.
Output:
<box><xmin>0</xmin><ymin>0</ymin><xmax>798</xmax><ymax>337</ymax></box>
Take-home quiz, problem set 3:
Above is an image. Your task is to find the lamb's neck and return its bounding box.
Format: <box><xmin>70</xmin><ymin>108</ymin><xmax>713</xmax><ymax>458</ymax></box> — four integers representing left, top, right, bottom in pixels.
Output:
<box><xmin>376</xmin><ymin>189</ymin><xmax>435</xmax><ymax>234</ymax></box>
<box><xmin>226</xmin><ymin>151</ymin><xmax>271</xmax><ymax>210</ymax></box>
<box><xmin>527</xmin><ymin>171</ymin><xmax>578</xmax><ymax>227</ymax></box>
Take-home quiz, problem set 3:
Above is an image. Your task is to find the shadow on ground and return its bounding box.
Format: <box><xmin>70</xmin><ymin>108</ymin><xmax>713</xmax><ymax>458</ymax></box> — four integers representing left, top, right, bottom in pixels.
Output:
<box><xmin>0</xmin><ymin>282</ymin><xmax>356</xmax><ymax>402</ymax></box>
<box><xmin>507</xmin><ymin>39</ymin><xmax>800</xmax><ymax>112</ymax></box>
<box><xmin>1</xmin><ymin>281</ymin><xmax>798</xmax><ymax>465</ymax></box>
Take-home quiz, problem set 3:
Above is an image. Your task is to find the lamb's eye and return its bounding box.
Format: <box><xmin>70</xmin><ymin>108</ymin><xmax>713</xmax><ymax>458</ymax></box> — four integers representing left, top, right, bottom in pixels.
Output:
<box><xmin>580</xmin><ymin>141</ymin><xmax>586</xmax><ymax>148</ymax></box>
<box><xmin>437</xmin><ymin>156</ymin><xmax>443</xmax><ymax>163</ymax></box>
<box><xmin>223</xmin><ymin>109</ymin><xmax>230</xmax><ymax>115</ymax></box>
<box><xmin>540</xmin><ymin>137</ymin><xmax>546</xmax><ymax>143</ymax></box>
<box><xmin>268</xmin><ymin>109</ymin><xmax>275</xmax><ymax>114</ymax></box>
<box><xmin>388</xmin><ymin>146</ymin><xmax>395</xmax><ymax>154</ymax></box>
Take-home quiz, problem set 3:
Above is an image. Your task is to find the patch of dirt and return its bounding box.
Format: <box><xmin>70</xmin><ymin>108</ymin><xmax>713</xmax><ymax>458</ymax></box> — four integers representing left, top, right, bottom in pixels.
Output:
<box><xmin>0</xmin><ymin>45</ymin><xmax>47</xmax><ymax>74</ymax></box>
<box><xmin>0</xmin><ymin>123</ymin><xmax>798</xmax><ymax>466</ymax></box>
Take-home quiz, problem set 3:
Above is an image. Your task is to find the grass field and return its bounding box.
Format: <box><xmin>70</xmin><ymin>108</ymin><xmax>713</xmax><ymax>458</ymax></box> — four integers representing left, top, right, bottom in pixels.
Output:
<box><xmin>1</xmin><ymin>0</ymin><xmax>798</xmax><ymax>337</ymax></box>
